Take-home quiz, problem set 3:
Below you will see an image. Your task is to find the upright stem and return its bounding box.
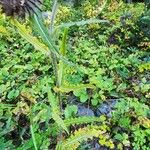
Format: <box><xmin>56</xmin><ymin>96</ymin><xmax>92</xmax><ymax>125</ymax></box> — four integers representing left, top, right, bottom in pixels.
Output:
<box><xmin>49</xmin><ymin>0</ymin><xmax>64</xmax><ymax>141</ymax></box>
<box><xmin>50</xmin><ymin>0</ymin><xmax>58</xmax><ymax>33</ymax></box>
<box><xmin>51</xmin><ymin>53</ymin><xmax>59</xmax><ymax>86</ymax></box>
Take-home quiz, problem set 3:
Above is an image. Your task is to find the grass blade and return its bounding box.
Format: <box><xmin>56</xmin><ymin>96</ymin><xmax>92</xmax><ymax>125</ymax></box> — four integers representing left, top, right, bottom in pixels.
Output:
<box><xmin>30</xmin><ymin>125</ymin><xmax>38</xmax><ymax>150</ymax></box>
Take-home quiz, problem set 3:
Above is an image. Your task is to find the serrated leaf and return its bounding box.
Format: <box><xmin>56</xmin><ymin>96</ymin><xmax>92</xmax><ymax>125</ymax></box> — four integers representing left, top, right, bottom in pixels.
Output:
<box><xmin>47</xmin><ymin>87</ymin><xmax>69</xmax><ymax>134</ymax></box>
<box><xmin>54</xmin><ymin>84</ymin><xmax>95</xmax><ymax>93</ymax></box>
<box><xmin>13</xmin><ymin>20</ymin><xmax>49</xmax><ymax>55</ymax></box>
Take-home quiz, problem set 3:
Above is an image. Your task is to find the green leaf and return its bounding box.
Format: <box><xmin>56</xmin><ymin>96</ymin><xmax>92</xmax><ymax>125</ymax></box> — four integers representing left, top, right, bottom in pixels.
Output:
<box><xmin>30</xmin><ymin>125</ymin><xmax>38</xmax><ymax>150</ymax></box>
<box><xmin>64</xmin><ymin>105</ymin><xmax>78</xmax><ymax>119</ymax></box>
<box><xmin>56</xmin><ymin>125</ymin><xmax>106</xmax><ymax>150</ymax></box>
<box><xmin>49</xmin><ymin>0</ymin><xmax>58</xmax><ymax>33</ymax></box>
<box><xmin>114</xmin><ymin>134</ymin><xmax>123</xmax><ymax>141</ymax></box>
<box><xmin>54</xmin><ymin>84</ymin><xmax>95</xmax><ymax>93</ymax></box>
<box><xmin>80</xmin><ymin>94</ymin><xmax>88</xmax><ymax>103</ymax></box>
<box><xmin>58</xmin><ymin>28</ymin><xmax>68</xmax><ymax>86</ymax></box>
<box><xmin>119</xmin><ymin>117</ymin><xmax>130</xmax><ymax>128</ymax></box>
<box><xmin>56</xmin><ymin>19</ymin><xmax>109</xmax><ymax>29</ymax></box>
<box><xmin>91</xmin><ymin>99</ymin><xmax>98</xmax><ymax>106</ymax></box>
<box><xmin>0</xmin><ymin>25</ymin><xmax>9</xmax><ymax>35</ymax></box>
<box><xmin>33</xmin><ymin>14</ymin><xmax>59</xmax><ymax>54</ymax></box>
<box><xmin>7</xmin><ymin>89</ymin><xmax>19</xmax><ymax>99</ymax></box>
<box><xmin>13</xmin><ymin>20</ymin><xmax>49</xmax><ymax>55</ymax></box>
<box><xmin>47</xmin><ymin>86</ymin><xmax>69</xmax><ymax>134</ymax></box>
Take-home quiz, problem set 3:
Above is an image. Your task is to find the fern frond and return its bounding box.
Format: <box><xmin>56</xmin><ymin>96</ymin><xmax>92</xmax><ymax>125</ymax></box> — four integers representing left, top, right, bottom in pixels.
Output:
<box><xmin>56</xmin><ymin>125</ymin><xmax>107</xmax><ymax>150</ymax></box>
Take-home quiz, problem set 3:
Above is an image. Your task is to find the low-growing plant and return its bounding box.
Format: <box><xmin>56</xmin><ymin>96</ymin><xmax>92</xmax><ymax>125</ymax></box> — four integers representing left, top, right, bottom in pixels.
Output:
<box><xmin>0</xmin><ymin>0</ymin><xmax>149</xmax><ymax>149</ymax></box>
<box><xmin>112</xmin><ymin>98</ymin><xmax>150</xmax><ymax>150</ymax></box>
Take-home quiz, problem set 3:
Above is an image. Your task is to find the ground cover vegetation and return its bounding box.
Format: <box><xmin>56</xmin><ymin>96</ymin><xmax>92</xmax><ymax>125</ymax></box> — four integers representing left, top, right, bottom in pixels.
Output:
<box><xmin>0</xmin><ymin>0</ymin><xmax>150</xmax><ymax>149</ymax></box>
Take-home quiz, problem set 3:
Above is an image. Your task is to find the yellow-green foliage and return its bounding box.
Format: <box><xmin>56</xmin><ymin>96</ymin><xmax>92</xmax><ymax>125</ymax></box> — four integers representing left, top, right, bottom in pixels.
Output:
<box><xmin>50</xmin><ymin>115</ymin><xmax>107</xmax><ymax>135</ymax></box>
<box><xmin>0</xmin><ymin>25</ymin><xmax>9</xmax><ymax>35</ymax></box>
<box><xmin>0</xmin><ymin>1</ymin><xmax>149</xmax><ymax>150</ymax></box>
<box><xmin>106</xmin><ymin>1</ymin><xmax>144</xmax><ymax>21</ymax></box>
<box><xmin>47</xmin><ymin>88</ymin><xmax>69</xmax><ymax>134</ymax></box>
<box><xmin>99</xmin><ymin>134</ymin><xmax>114</xmax><ymax>149</ymax></box>
<box><xmin>13</xmin><ymin>20</ymin><xmax>49</xmax><ymax>55</ymax></box>
<box><xmin>56</xmin><ymin>5</ymin><xmax>72</xmax><ymax>24</ymax></box>
<box><xmin>0</xmin><ymin>12</ymin><xmax>10</xmax><ymax>36</ymax></box>
<box><xmin>139</xmin><ymin>62</ymin><xmax>150</xmax><ymax>72</ymax></box>
<box><xmin>82</xmin><ymin>0</ymin><xmax>107</xmax><ymax>29</ymax></box>
<box><xmin>83</xmin><ymin>0</ymin><xmax>107</xmax><ymax>19</ymax></box>
<box><xmin>56</xmin><ymin>125</ymin><xmax>111</xmax><ymax>150</ymax></box>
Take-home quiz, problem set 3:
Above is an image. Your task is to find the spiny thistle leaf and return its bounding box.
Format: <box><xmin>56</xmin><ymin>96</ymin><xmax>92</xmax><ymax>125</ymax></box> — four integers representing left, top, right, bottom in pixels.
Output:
<box><xmin>64</xmin><ymin>116</ymin><xmax>106</xmax><ymax>126</ymax></box>
<box><xmin>13</xmin><ymin>20</ymin><xmax>49</xmax><ymax>55</ymax></box>
<box><xmin>13</xmin><ymin>17</ymin><xmax>78</xmax><ymax>70</ymax></box>
<box><xmin>32</xmin><ymin>13</ymin><xmax>59</xmax><ymax>53</ymax></box>
<box><xmin>49</xmin><ymin>116</ymin><xmax>107</xmax><ymax>135</ymax></box>
<box><xmin>56</xmin><ymin>19</ymin><xmax>109</xmax><ymax>30</ymax></box>
<box><xmin>32</xmin><ymin>13</ymin><xmax>82</xmax><ymax>71</ymax></box>
<box><xmin>53</xmin><ymin>84</ymin><xmax>95</xmax><ymax>93</ymax></box>
<box><xmin>56</xmin><ymin>125</ymin><xmax>107</xmax><ymax>150</ymax></box>
<box><xmin>47</xmin><ymin>87</ymin><xmax>69</xmax><ymax>134</ymax></box>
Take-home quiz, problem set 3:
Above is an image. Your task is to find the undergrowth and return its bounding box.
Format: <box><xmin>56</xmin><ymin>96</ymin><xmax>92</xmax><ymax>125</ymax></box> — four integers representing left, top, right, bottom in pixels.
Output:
<box><xmin>0</xmin><ymin>0</ymin><xmax>149</xmax><ymax>149</ymax></box>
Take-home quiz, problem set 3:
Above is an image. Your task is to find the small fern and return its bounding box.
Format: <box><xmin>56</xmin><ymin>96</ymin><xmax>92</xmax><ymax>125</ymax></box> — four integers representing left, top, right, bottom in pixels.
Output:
<box><xmin>56</xmin><ymin>125</ymin><xmax>107</xmax><ymax>150</ymax></box>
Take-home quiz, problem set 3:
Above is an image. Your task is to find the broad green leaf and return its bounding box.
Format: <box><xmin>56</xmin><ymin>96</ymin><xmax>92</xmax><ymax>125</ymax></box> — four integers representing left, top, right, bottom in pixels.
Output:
<box><xmin>80</xmin><ymin>94</ymin><xmax>88</xmax><ymax>103</ymax></box>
